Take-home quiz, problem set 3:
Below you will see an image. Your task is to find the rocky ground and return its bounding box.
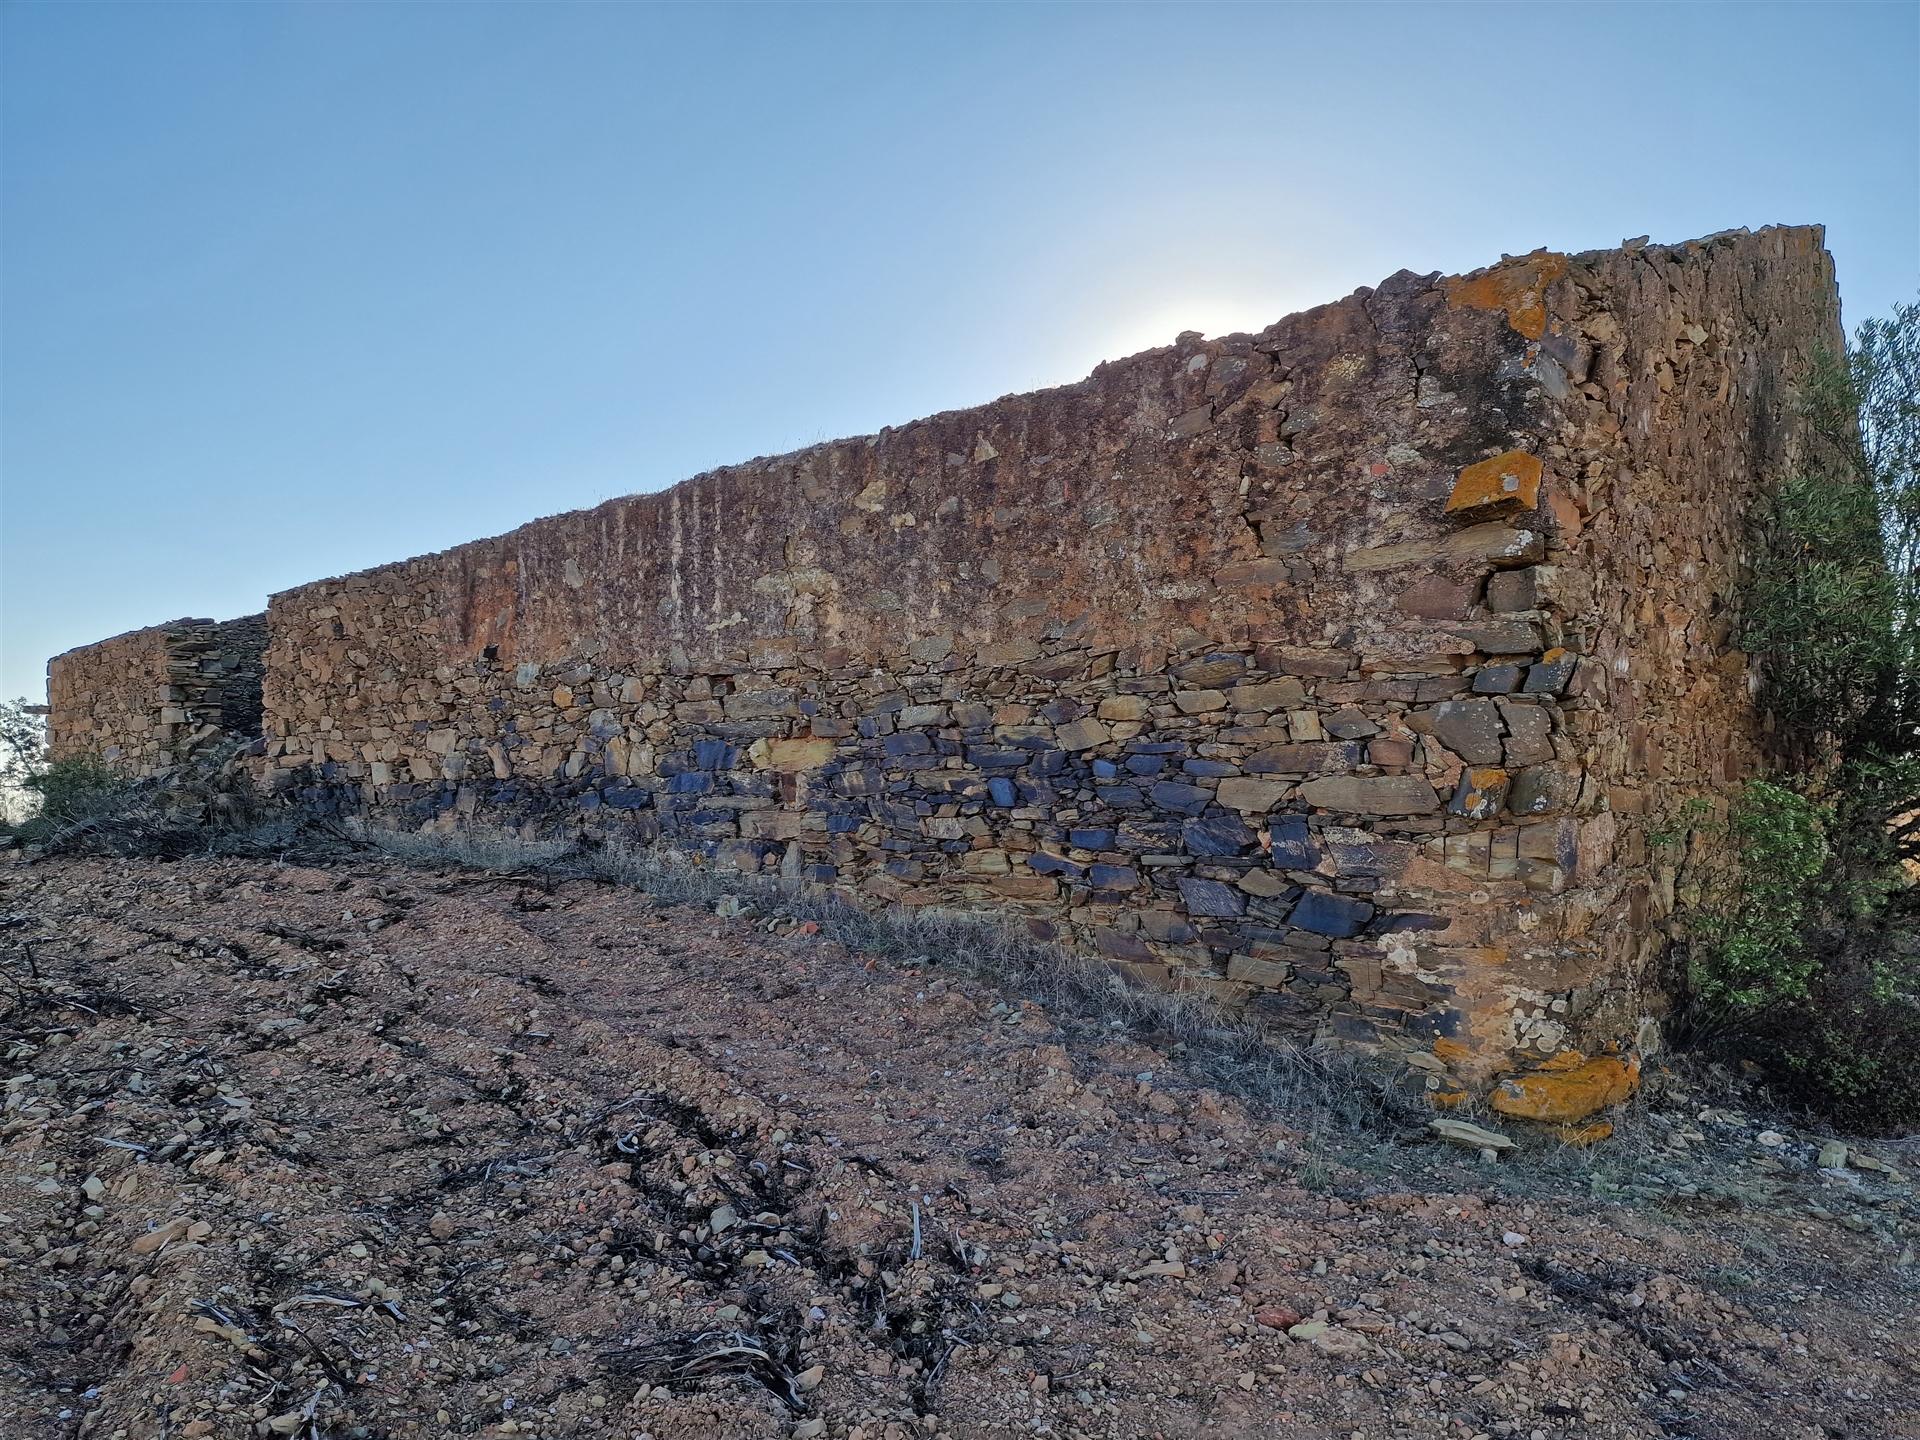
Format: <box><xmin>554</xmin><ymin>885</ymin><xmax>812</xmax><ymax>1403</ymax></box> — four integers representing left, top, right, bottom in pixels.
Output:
<box><xmin>2</xmin><ymin>853</ymin><xmax>1916</xmax><ymax>1440</ymax></box>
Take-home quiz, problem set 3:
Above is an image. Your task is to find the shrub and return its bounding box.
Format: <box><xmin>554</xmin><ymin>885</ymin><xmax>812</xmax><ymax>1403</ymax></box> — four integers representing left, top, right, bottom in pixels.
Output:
<box><xmin>1675</xmin><ymin>302</ymin><xmax>1920</xmax><ymax>1132</ymax></box>
<box><xmin>1758</xmin><ymin>961</ymin><xmax>1920</xmax><ymax>1133</ymax></box>
<box><xmin>1681</xmin><ymin>780</ymin><xmax>1832</xmax><ymax>1017</ymax></box>
<box><xmin>24</xmin><ymin>755</ymin><xmax>136</xmax><ymax>828</ymax></box>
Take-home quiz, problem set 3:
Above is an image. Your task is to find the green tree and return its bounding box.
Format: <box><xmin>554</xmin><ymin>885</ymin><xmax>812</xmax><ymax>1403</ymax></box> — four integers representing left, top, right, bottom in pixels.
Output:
<box><xmin>0</xmin><ymin>696</ymin><xmax>48</xmax><ymax>825</ymax></box>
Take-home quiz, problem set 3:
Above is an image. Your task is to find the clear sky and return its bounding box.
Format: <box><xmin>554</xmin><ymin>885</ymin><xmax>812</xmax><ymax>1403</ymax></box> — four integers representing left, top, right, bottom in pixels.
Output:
<box><xmin>2</xmin><ymin>1</ymin><xmax>1915</xmax><ymax>704</ymax></box>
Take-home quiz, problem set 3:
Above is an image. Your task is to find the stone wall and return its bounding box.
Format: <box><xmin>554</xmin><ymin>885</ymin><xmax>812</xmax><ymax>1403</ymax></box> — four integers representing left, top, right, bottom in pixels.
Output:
<box><xmin>57</xmin><ymin>225</ymin><xmax>1843</xmax><ymax>1107</ymax></box>
<box><xmin>47</xmin><ymin>615</ymin><xmax>268</xmax><ymax>775</ymax></box>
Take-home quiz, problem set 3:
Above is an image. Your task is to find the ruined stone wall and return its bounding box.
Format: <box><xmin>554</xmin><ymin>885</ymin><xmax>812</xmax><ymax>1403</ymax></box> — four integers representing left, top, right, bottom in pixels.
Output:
<box><xmin>231</xmin><ymin>227</ymin><xmax>1840</xmax><ymax>1099</ymax></box>
<box><xmin>48</xmin><ymin>616</ymin><xmax>269</xmax><ymax>775</ymax></box>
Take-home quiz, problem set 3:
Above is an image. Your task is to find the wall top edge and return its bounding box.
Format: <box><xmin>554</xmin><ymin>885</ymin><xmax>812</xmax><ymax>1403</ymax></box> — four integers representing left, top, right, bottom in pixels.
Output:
<box><xmin>262</xmin><ymin>223</ymin><xmax>1832</xmax><ymax>609</ymax></box>
<box><xmin>47</xmin><ymin>613</ymin><xmax>268</xmax><ymax>670</ymax></box>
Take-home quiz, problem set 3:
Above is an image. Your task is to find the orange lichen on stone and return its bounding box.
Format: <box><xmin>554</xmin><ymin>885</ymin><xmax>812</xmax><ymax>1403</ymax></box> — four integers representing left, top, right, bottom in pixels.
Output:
<box><xmin>1554</xmin><ymin>1120</ymin><xmax>1615</xmax><ymax>1146</ymax></box>
<box><xmin>1451</xmin><ymin>766</ymin><xmax>1510</xmax><ymax>820</ymax></box>
<box><xmin>1445</xmin><ymin>450</ymin><xmax>1543</xmax><ymax>515</ymax></box>
<box><xmin>1488</xmin><ymin>1051</ymin><xmax>1639</xmax><ymax>1123</ymax></box>
<box><xmin>1432</xmin><ymin>1036</ymin><xmax>1474</xmax><ymax>1065</ymax></box>
<box><xmin>1443</xmin><ymin>252</ymin><xmax>1569</xmax><ymax>340</ymax></box>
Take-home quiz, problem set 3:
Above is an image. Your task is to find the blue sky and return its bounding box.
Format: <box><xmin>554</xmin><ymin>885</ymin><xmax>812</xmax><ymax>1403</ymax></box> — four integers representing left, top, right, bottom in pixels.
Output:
<box><xmin>2</xmin><ymin>1</ymin><xmax>1915</xmax><ymax>703</ymax></box>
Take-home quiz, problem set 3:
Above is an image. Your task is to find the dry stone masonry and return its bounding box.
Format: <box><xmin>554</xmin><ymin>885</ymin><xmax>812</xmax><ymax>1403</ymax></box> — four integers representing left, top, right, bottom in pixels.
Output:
<box><xmin>47</xmin><ymin>616</ymin><xmax>267</xmax><ymax>774</ymax></box>
<box><xmin>47</xmin><ymin>227</ymin><xmax>1843</xmax><ymax>1115</ymax></box>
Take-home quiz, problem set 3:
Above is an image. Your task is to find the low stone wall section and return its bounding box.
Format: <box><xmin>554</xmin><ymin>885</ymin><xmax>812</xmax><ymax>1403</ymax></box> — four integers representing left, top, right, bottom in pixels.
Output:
<box><xmin>47</xmin><ymin>615</ymin><xmax>268</xmax><ymax>774</ymax></box>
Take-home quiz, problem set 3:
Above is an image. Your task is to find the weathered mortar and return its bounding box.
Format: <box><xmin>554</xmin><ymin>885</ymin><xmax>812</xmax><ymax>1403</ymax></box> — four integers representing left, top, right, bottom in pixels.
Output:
<box><xmin>51</xmin><ymin>226</ymin><xmax>1843</xmax><ymax>1109</ymax></box>
<box><xmin>47</xmin><ymin>615</ymin><xmax>268</xmax><ymax>774</ymax></box>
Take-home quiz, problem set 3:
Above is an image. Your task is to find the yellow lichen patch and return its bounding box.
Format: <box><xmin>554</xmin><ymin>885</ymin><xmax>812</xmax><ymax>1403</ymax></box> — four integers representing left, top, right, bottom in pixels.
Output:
<box><xmin>1446</xmin><ymin>450</ymin><xmax>1543</xmax><ymax>515</ymax></box>
<box><xmin>1429</xmin><ymin>1085</ymin><xmax>1470</xmax><ymax>1109</ymax></box>
<box><xmin>1443</xmin><ymin>253</ymin><xmax>1569</xmax><ymax>340</ymax></box>
<box><xmin>1489</xmin><ymin>1051</ymin><xmax>1640</xmax><ymax>1123</ymax></box>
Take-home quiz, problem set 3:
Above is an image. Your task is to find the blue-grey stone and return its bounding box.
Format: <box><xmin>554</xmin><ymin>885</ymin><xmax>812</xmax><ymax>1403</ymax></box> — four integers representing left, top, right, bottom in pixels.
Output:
<box><xmin>1149</xmin><ymin>781</ymin><xmax>1212</xmax><ymax>815</ymax></box>
<box><xmin>693</xmin><ymin>738</ymin><xmax>735</xmax><ymax>771</ymax></box>
<box><xmin>1523</xmin><ymin>651</ymin><xmax>1578</xmax><ymax>695</ymax></box>
<box><xmin>1141</xmin><ymin>911</ymin><xmax>1199</xmax><ymax>943</ymax></box>
<box><xmin>1177</xmin><ymin>877</ymin><xmax>1245</xmax><ymax>917</ymax></box>
<box><xmin>1069</xmin><ymin>828</ymin><xmax>1114</xmax><ymax>849</ymax></box>
<box><xmin>1182</xmin><ymin>759</ymin><xmax>1238</xmax><ymax>777</ymax></box>
<box><xmin>1183</xmin><ymin>813</ymin><xmax>1256</xmax><ymax>856</ymax></box>
<box><xmin>1268</xmin><ymin>815</ymin><xmax>1321</xmax><ymax>868</ymax></box>
<box><xmin>967</xmin><ymin>747</ymin><xmax>1029</xmax><ymax>770</ymax></box>
<box><xmin>1028</xmin><ymin>852</ymin><xmax>1084</xmax><ymax>877</ymax></box>
<box><xmin>1289</xmin><ymin>890</ymin><xmax>1374</xmax><ymax>937</ymax></box>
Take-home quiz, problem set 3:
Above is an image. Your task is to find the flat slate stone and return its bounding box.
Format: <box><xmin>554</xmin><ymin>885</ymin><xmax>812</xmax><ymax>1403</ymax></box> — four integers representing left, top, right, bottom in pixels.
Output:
<box><xmin>1447</xmin><ymin>766</ymin><xmax>1511</xmax><ymax>820</ymax></box>
<box><xmin>1172</xmin><ymin>653</ymin><xmax>1249</xmax><ymax>686</ymax></box>
<box><xmin>1524</xmin><ymin>648</ymin><xmax>1578</xmax><ymax>695</ymax></box>
<box><xmin>1228</xmin><ymin>678</ymin><xmax>1308</xmax><ymax>711</ymax></box>
<box><xmin>1428</xmin><ymin>699</ymin><xmax>1505</xmax><ymax>765</ymax></box>
<box><xmin>1323</xmin><ymin>831</ymin><xmax>1413</xmax><ymax>878</ymax></box>
<box><xmin>1218</xmin><ymin>777</ymin><xmax>1288</xmax><ymax>812</ymax></box>
<box><xmin>1182</xmin><ymin>758</ymin><xmax>1238</xmax><ymax>777</ymax></box>
<box><xmin>1496</xmin><ymin>699</ymin><xmax>1555</xmax><ymax>765</ymax></box>
<box><xmin>1183</xmin><ymin>813</ymin><xmax>1256</xmax><ymax>856</ymax></box>
<box><xmin>1323</xmin><ymin>708</ymin><xmax>1380</xmax><ymax>739</ymax></box>
<box><xmin>1177</xmin><ymin>877</ymin><xmax>1246</xmax><ymax>918</ymax></box>
<box><xmin>1027</xmin><ymin>853</ymin><xmax>1084</xmax><ymax>877</ymax></box>
<box><xmin>1268</xmin><ymin>815</ymin><xmax>1322</xmax><ymax>868</ymax></box>
<box><xmin>1508</xmin><ymin>764</ymin><xmax>1578</xmax><ymax>815</ymax></box>
<box><xmin>1486</xmin><ymin>567</ymin><xmax>1543</xmax><ymax>612</ymax></box>
<box><xmin>1297</xmin><ymin>774</ymin><xmax>1439</xmax><ymax>815</ymax></box>
<box><xmin>1244</xmin><ymin>742</ymin><xmax>1358</xmax><ymax>774</ymax></box>
<box><xmin>1057</xmin><ymin>718</ymin><xmax>1111</xmax><ymax>751</ymax></box>
<box><xmin>1148</xmin><ymin>781</ymin><xmax>1212</xmax><ymax>815</ymax></box>
<box><xmin>1291</xmin><ymin>890</ymin><xmax>1375</xmax><ymax>937</ymax></box>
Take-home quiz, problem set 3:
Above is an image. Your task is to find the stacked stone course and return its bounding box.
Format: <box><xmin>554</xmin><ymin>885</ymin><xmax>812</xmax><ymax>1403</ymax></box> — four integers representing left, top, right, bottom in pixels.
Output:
<box><xmin>47</xmin><ymin>616</ymin><xmax>268</xmax><ymax>775</ymax></box>
<box><xmin>51</xmin><ymin>226</ymin><xmax>1844</xmax><ymax>1105</ymax></box>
